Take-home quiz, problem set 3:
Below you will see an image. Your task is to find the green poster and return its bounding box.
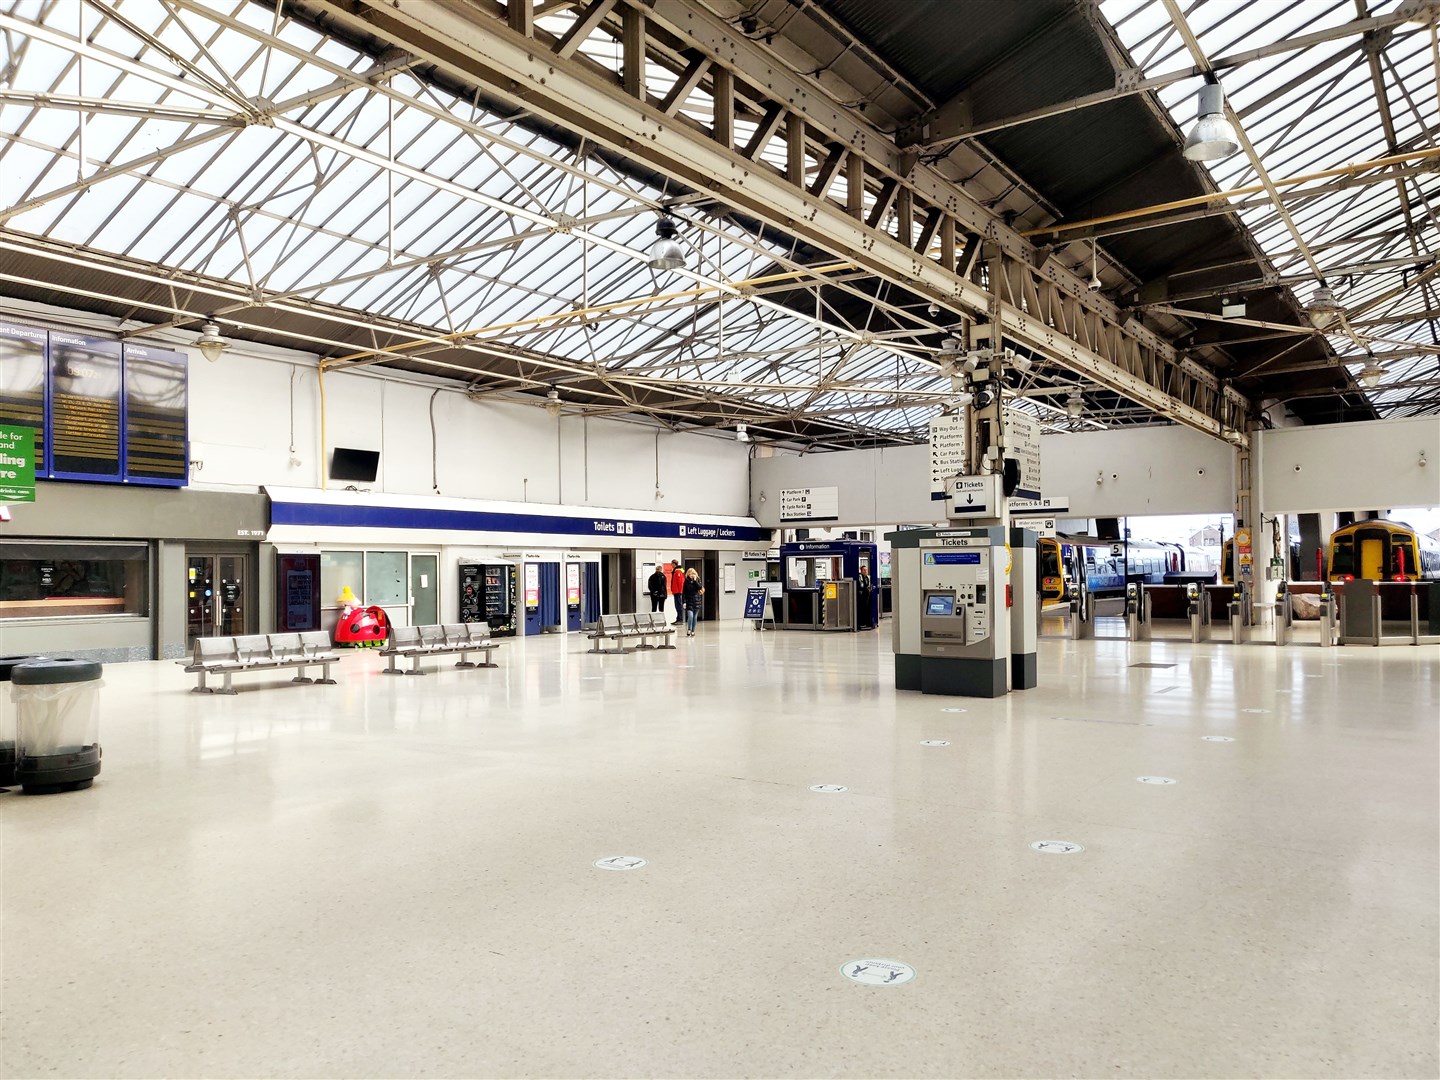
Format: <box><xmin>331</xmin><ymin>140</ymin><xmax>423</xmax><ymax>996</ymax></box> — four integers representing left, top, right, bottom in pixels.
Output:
<box><xmin>0</xmin><ymin>425</ymin><xmax>36</xmax><ymax>502</ymax></box>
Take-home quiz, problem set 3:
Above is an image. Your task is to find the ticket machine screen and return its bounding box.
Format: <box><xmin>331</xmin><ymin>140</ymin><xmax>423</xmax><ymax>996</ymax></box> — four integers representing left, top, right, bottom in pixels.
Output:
<box><xmin>925</xmin><ymin>593</ymin><xmax>955</xmax><ymax>617</ymax></box>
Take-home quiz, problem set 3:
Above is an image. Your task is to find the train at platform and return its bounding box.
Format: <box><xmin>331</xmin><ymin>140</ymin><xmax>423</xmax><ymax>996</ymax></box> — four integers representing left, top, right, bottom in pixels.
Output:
<box><xmin>1326</xmin><ymin>520</ymin><xmax>1440</xmax><ymax>582</ymax></box>
<box><xmin>1038</xmin><ymin>535</ymin><xmax>1218</xmax><ymax>603</ymax></box>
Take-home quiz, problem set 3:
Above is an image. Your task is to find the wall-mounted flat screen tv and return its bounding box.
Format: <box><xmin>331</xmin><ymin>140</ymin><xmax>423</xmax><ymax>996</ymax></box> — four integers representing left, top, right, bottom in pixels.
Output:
<box><xmin>330</xmin><ymin>447</ymin><xmax>379</xmax><ymax>483</ymax></box>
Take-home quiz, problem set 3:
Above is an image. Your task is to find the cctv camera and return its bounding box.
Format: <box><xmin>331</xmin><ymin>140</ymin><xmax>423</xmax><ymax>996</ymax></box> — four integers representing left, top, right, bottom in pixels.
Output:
<box><xmin>1197</xmin><ymin>468</ymin><xmax>1205</xmax><ymax>476</ymax></box>
<box><xmin>927</xmin><ymin>302</ymin><xmax>940</xmax><ymax>317</ymax></box>
<box><xmin>1293</xmin><ymin>464</ymin><xmax>1302</xmax><ymax>472</ymax></box>
<box><xmin>1088</xmin><ymin>274</ymin><xmax>1102</xmax><ymax>291</ymax></box>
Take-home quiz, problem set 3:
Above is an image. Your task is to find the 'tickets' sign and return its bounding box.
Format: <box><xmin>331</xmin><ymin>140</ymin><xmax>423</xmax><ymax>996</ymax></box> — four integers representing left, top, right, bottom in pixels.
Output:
<box><xmin>0</xmin><ymin>425</ymin><xmax>36</xmax><ymax>502</ymax></box>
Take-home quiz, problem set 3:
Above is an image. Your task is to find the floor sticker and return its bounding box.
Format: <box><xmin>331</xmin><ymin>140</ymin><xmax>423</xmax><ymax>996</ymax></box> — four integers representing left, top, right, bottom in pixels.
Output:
<box><xmin>593</xmin><ymin>856</ymin><xmax>647</xmax><ymax>871</ymax></box>
<box><xmin>1201</xmin><ymin>735</ymin><xmax>1235</xmax><ymax>742</ymax></box>
<box><xmin>809</xmin><ymin>784</ymin><xmax>848</xmax><ymax>793</ymax></box>
<box><xmin>940</xmin><ymin>707</ymin><xmax>967</xmax><ymax>713</ymax></box>
<box><xmin>919</xmin><ymin>739</ymin><xmax>950</xmax><ymax>746</ymax></box>
<box><xmin>1136</xmin><ymin>776</ymin><xmax>1177</xmax><ymax>785</ymax></box>
<box><xmin>1240</xmin><ymin>707</ymin><xmax>1269</xmax><ymax>714</ymax></box>
<box><xmin>841</xmin><ymin>959</ymin><xmax>915</xmax><ymax>986</ymax></box>
<box><xmin>1030</xmin><ymin>840</ymin><xmax>1084</xmax><ymax>854</ymax></box>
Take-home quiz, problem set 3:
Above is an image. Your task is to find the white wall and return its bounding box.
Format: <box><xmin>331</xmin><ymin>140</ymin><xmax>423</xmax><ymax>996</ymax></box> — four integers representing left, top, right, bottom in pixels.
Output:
<box><xmin>184</xmin><ymin>343</ymin><xmax>752</xmax><ymax>517</ymax></box>
<box><xmin>749</xmin><ymin>424</ymin><xmax>1237</xmax><ymax>525</ymax></box>
<box><xmin>1257</xmin><ymin>417</ymin><xmax>1440</xmax><ymax>513</ymax></box>
<box><xmin>1041</xmin><ymin>426</ymin><xmax>1235</xmax><ymax>518</ymax></box>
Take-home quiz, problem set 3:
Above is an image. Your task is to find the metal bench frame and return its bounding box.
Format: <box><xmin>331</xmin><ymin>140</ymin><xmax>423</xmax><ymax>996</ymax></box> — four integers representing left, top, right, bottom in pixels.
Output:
<box><xmin>180</xmin><ymin>631</ymin><xmax>340</xmax><ymax>695</ymax></box>
<box><xmin>379</xmin><ymin>622</ymin><xmax>501</xmax><ymax>675</ymax></box>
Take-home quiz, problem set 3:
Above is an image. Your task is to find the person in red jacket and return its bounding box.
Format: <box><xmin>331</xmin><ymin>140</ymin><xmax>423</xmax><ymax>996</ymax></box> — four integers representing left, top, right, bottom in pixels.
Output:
<box><xmin>669</xmin><ymin>562</ymin><xmax>686</xmax><ymax>625</ymax></box>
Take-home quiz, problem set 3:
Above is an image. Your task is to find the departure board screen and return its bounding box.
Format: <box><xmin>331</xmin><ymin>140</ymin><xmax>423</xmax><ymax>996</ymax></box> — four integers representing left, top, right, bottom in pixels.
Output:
<box><xmin>0</xmin><ymin>321</ymin><xmax>48</xmax><ymax>469</ymax></box>
<box><xmin>123</xmin><ymin>343</ymin><xmax>188</xmax><ymax>484</ymax></box>
<box><xmin>48</xmin><ymin>333</ymin><xmax>122</xmax><ymax>478</ymax></box>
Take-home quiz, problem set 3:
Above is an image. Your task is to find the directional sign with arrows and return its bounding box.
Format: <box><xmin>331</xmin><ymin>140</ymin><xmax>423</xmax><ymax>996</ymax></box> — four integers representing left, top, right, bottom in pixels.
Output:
<box><xmin>945</xmin><ymin>475</ymin><xmax>998</xmax><ymax>517</ymax></box>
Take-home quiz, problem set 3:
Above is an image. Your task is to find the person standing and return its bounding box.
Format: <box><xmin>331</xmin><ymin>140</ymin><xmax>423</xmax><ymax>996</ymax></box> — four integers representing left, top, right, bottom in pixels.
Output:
<box><xmin>682</xmin><ymin>567</ymin><xmax>705</xmax><ymax>637</ymax></box>
<box><xmin>670</xmin><ymin>562</ymin><xmax>686</xmax><ymax>625</ymax></box>
<box><xmin>855</xmin><ymin>565</ymin><xmax>874</xmax><ymax>630</ymax></box>
<box><xmin>646</xmin><ymin>565</ymin><xmax>668</xmax><ymax>613</ymax></box>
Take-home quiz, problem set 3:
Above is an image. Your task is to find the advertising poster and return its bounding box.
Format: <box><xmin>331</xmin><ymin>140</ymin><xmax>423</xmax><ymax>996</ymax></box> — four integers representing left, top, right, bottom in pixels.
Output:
<box><xmin>566</xmin><ymin>563</ymin><xmax>581</xmax><ymax>606</ymax></box>
<box><xmin>524</xmin><ymin>563</ymin><xmax>541</xmax><ymax>608</ymax></box>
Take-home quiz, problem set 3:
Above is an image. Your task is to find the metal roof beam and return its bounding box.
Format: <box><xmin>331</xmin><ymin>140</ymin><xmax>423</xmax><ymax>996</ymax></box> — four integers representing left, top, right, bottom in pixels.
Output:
<box><xmin>898</xmin><ymin>5</ymin><xmax>1436</xmax><ymax>149</ymax></box>
<box><xmin>305</xmin><ymin>0</ymin><xmax>1248</xmax><ymax>442</ymax></box>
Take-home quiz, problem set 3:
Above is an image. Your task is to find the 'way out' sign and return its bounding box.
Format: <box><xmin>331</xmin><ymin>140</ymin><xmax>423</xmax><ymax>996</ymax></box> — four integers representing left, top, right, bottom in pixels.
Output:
<box><xmin>0</xmin><ymin>426</ymin><xmax>36</xmax><ymax>502</ymax></box>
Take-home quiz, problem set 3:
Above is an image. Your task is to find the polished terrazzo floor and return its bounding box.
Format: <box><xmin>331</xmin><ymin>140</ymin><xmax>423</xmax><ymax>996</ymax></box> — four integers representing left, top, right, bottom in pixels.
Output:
<box><xmin>2</xmin><ymin>620</ymin><xmax>1437</xmax><ymax>1079</ymax></box>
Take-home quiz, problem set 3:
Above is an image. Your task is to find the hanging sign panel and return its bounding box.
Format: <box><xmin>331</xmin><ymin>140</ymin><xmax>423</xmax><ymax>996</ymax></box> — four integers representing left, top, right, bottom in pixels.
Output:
<box><xmin>928</xmin><ymin>413</ymin><xmax>966</xmax><ymax>501</ymax></box>
<box><xmin>1003</xmin><ymin>407</ymin><xmax>1042</xmax><ymax>501</ymax></box>
<box><xmin>48</xmin><ymin>332</ymin><xmax>122</xmax><ymax>480</ymax></box>
<box><xmin>123</xmin><ymin>343</ymin><xmax>188</xmax><ymax>485</ymax></box>
<box><xmin>779</xmin><ymin>486</ymin><xmax>839</xmax><ymax>522</ymax></box>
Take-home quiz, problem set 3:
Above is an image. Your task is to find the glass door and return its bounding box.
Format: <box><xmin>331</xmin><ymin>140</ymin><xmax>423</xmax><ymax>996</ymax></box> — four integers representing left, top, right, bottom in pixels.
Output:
<box><xmin>410</xmin><ymin>554</ymin><xmax>438</xmax><ymax>625</ymax></box>
<box><xmin>186</xmin><ymin>552</ymin><xmax>248</xmax><ymax>645</ymax></box>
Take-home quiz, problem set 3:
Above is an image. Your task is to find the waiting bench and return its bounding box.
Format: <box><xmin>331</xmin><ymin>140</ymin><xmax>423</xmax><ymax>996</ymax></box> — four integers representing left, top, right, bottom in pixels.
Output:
<box><xmin>180</xmin><ymin>631</ymin><xmax>340</xmax><ymax>695</ymax></box>
<box><xmin>379</xmin><ymin>622</ymin><xmax>502</xmax><ymax>675</ymax></box>
<box><xmin>587</xmin><ymin>612</ymin><xmax>676</xmax><ymax>653</ymax></box>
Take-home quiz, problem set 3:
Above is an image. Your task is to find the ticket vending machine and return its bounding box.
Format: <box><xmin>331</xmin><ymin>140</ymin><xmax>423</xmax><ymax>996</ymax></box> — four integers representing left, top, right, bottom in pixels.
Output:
<box><xmin>889</xmin><ymin>525</ymin><xmax>1016</xmax><ymax>698</ymax></box>
<box><xmin>459</xmin><ymin>562</ymin><xmax>517</xmax><ymax>637</ymax></box>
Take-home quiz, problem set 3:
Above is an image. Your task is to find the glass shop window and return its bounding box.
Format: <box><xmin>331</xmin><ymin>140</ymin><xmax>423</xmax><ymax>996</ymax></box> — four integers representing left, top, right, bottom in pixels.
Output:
<box><xmin>0</xmin><ymin>542</ymin><xmax>148</xmax><ymax>619</ymax></box>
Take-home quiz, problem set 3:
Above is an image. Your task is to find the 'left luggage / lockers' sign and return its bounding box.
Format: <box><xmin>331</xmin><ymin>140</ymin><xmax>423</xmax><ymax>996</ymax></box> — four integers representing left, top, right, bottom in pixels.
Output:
<box><xmin>0</xmin><ymin>320</ymin><xmax>188</xmax><ymax>488</ymax></box>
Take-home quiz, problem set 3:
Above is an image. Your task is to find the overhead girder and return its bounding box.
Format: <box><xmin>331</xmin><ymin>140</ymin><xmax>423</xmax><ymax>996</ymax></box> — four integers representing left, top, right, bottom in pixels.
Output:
<box><xmin>297</xmin><ymin>0</ymin><xmax>1251</xmax><ymax>446</ymax></box>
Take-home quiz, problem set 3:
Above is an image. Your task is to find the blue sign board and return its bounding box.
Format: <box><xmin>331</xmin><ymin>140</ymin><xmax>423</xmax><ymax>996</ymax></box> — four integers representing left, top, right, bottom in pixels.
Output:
<box><xmin>743</xmin><ymin>587</ymin><xmax>770</xmax><ymax>619</ymax></box>
<box><xmin>924</xmin><ymin>552</ymin><xmax>982</xmax><ymax>565</ymax></box>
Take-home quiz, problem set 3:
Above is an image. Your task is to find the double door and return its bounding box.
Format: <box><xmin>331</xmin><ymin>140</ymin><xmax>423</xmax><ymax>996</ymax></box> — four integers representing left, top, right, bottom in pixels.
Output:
<box><xmin>186</xmin><ymin>552</ymin><xmax>249</xmax><ymax>644</ymax></box>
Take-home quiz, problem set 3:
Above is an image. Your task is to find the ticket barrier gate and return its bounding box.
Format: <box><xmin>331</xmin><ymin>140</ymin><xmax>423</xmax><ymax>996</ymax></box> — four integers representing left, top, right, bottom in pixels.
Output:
<box><xmin>1069</xmin><ymin>587</ymin><xmax>1094</xmax><ymax>639</ymax></box>
<box><xmin>1336</xmin><ymin>580</ymin><xmax>1440</xmax><ymax>646</ymax></box>
<box><xmin>1131</xmin><ymin>584</ymin><xmax>1210</xmax><ymax>643</ymax></box>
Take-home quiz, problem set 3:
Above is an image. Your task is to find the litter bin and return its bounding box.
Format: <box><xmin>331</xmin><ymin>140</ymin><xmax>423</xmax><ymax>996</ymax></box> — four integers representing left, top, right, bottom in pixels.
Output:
<box><xmin>0</xmin><ymin>655</ymin><xmax>46</xmax><ymax>789</ymax></box>
<box><xmin>11</xmin><ymin>658</ymin><xmax>103</xmax><ymax>794</ymax></box>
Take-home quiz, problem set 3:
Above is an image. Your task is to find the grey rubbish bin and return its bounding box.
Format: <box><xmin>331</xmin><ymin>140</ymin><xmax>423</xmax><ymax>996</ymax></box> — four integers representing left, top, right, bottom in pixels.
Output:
<box><xmin>11</xmin><ymin>658</ymin><xmax>103</xmax><ymax>794</ymax></box>
<box><xmin>0</xmin><ymin>655</ymin><xmax>46</xmax><ymax>789</ymax></box>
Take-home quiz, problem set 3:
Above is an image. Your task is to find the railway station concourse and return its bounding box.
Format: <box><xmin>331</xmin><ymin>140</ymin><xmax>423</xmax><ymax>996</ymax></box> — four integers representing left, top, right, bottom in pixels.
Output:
<box><xmin>0</xmin><ymin>1</ymin><xmax>1437</xmax><ymax>1077</ymax></box>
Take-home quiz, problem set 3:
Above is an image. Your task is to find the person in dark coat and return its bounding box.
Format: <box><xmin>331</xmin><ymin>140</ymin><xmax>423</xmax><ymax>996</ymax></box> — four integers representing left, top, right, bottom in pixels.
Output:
<box><xmin>646</xmin><ymin>566</ymin><xmax>668</xmax><ymax>613</ymax></box>
<box><xmin>856</xmin><ymin>565</ymin><xmax>874</xmax><ymax>630</ymax></box>
<box><xmin>682</xmin><ymin>568</ymin><xmax>705</xmax><ymax>636</ymax></box>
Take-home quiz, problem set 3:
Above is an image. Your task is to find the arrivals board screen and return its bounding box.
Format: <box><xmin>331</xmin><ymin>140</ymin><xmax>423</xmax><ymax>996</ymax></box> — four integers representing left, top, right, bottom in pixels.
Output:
<box><xmin>0</xmin><ymin>322</ymin><xmax>48</xmax><ymax>466</ymax></box>
<box><xmin>0</xmin><ymin>320</ymin><xmax>188</xmax><ymax>487</ymax></box>
<box><xmin>123</xmin><ymin>344</ymin><xmax>188</xmax><ymax>484</ymax></box>
<box><xmin>49</xmin><ymin>332</ymin><xmax>122</xmax><ymax>479</ymax></box>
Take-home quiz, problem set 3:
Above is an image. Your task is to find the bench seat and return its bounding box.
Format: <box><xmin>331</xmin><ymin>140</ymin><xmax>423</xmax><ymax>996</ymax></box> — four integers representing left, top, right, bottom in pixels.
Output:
<box><xmin>378</xmin><ymin>622</ymin><xmax>501</xmax><ymax>675</ymax></box>
<box><xmin>178</xmin><ymin>631</ymin><xmax>341</xmax><ymax>694</ymax></box>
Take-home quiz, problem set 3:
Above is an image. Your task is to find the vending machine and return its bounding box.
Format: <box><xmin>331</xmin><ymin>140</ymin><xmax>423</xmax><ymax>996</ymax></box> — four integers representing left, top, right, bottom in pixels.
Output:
<box><xmin>459</xmin><ymin>562</ymin><xmax>518</xmax><ymax>637</ymax></box>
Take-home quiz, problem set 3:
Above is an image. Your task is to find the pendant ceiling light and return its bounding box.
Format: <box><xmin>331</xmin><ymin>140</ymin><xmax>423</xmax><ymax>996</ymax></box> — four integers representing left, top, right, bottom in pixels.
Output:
<box><xmin>196</xmin><ymin>320</ymin><xmax>230</xmax><ymax>362</ymax></box>
<box><xmin>646</xmin><ymin>214</ymin><xmax>686</xmax><ymax>271</ymax></box>
<box><xmin>1182</xmin><ymin>79</ymin><xmax>1241</xmax><ymax>162</ymax></box>
<box><xmin>1306</xmin><ymin>283</ymin><xmax>1344</xmax><ymax>330</ymax></box>
<box><xmin>544</xmin><ymin>387</ymin><xmax>563</xmax><ymax>416</ymax></box>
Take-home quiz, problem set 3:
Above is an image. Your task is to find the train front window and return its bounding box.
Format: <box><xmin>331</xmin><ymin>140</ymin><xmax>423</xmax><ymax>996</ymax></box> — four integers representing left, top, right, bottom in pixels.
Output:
<box><xmin>1041</xmin><ymin>547</ymin><xmax>1060</xmax><ymax>577</ymax></box>
<box><xmin>1330</xmin><ymin>540</ymin><xmax>1355</xmax><ymax>577</ymax></box>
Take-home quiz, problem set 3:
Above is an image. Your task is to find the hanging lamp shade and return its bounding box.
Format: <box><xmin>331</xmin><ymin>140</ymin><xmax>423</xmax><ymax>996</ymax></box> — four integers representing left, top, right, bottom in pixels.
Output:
<box><xmin>1182</xmin><ymin>82</ymin><xmax>1240</xmax><ymax>162</ymax></box>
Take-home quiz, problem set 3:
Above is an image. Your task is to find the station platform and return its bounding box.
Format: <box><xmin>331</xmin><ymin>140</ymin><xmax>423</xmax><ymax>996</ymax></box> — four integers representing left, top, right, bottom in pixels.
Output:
<box><xmin>2</xmin><ymin>626</ymin><xmax>1436</xmax><ymax>1079</ymax></box>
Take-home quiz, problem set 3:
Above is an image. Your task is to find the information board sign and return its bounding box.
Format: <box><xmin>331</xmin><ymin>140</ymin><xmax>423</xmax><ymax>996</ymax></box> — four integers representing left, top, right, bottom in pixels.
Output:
<box><xmin>1003</xmin><ymin>408</ymin><xmax>1042</xmax><ymax>501</ymax></box>
<box><xmin>48</xmin><ymin>332</ymin><xmax>122</xmax><ymax>479</ymax></box>
<box><xmin>779</xmin><ymin>486</ymin><xmax>839</xmax><ymax>522</ymax></box>
<box><xmin>123</xmin><ymin>343</ymin><xmax>188</xmax><ymax>485</ymax></box>
<box><xmin>566</xmin><ymin>562</ymin><xmax>581</xmax><ymax>606</ymax></box>
<box><xmin>929</xmin><ymin>412</ymin><xmax>966</xmax><ymax>501</ymax></box>
<box><xmin>524</xmin><ymin>563</ymin><xmax>541</xmax><ymax>608</ymax></box>
<box><xmin>0</xmin><ymin>322</ymin><xmax>47</xmax><ymax>470</ymax></box>
<box><xmin>743</xmin><ymin>587</ymin><xmax>769</xmax><ymax>620</ymax></box>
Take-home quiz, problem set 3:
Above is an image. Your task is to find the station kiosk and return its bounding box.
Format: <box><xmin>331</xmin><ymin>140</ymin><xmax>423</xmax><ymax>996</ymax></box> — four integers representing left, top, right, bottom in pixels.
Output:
<box><xmin>777</xmin><ymin>540</ymin><xmax>878</xmax><ymax>631</ymax></box>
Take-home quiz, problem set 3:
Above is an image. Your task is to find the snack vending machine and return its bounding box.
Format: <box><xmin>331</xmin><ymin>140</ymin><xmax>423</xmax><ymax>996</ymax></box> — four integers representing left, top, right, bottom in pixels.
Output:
<box><xmin>459</xmin><ymin>562</ymin><xmax>517</xmax><ymax>637</ymax></box>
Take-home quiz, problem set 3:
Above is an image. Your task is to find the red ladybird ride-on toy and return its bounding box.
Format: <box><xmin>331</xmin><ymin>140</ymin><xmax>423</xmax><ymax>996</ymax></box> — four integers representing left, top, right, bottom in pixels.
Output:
<box><xmin>335</xmin><ymin>605</ymin><xmax>389</xmax><ymax>648</ymax></box>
